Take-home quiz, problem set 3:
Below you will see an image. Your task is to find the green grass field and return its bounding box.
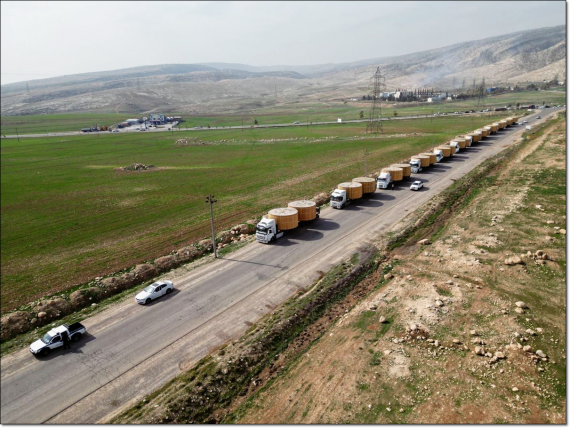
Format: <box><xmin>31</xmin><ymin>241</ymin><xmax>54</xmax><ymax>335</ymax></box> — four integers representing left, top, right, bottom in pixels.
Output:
<box><xmin>0</xmin><ymin>91</ymin><xmax>564</xmax><ymax>135</ymax></box>
<box><xmin>0</xmin><ymin>112</ymin><xmax>529</xmax><ymax>312</ymax></box>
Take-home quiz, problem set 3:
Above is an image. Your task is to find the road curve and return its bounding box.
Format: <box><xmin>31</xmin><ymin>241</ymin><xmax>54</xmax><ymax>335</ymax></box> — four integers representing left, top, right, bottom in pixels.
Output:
<box><xmin>0</xmin><ymin>109</ymin><xmax>561</xmax><ymax>424</ymax></box>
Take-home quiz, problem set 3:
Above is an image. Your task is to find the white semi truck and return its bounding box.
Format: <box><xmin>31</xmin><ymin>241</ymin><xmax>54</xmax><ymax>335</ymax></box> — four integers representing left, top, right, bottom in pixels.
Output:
<box><xmin>433</xmin><ymin>149</ymin><xmax>444</xmax><ymax>162</ymax></box>
<box><xmin>255</xmin><ymin>207</ymin><xmax>320</xmax><ymax>243</ymax></box>
<box><xmin>255</xmin><ymin>218</ymin><xmax>286</xmax><ymax>243</ymax></box>
<box><xmin>449</xmin><ymin>141</ymin><xmax>460</xmax><ymax>153</ymax></box>
<box><xmin>376</xmin><ymin>172</ymin><xmax>393</xmax><ymax>189</ymax></box>
<box><xmin>409</xmin><ymin>159</ymin><xmax>422</xmax><ymax>173</ymax></box>
<box><xmin>330</xmin><ymin>189</ymin><xmax>354</xmax><ymax>209</ymax></box>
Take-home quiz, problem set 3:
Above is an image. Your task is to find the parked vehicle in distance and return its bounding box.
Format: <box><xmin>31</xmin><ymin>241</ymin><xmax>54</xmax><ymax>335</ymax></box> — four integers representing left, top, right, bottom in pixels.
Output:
<box><xmin>523</xmin><ymin>120</ymin><xmax>528</xmax><ymax>123</ymax></box>
<box><xmin>135</xmin><ymin>281</ymin><xmax>174</xmax><ymax>305</ymax></box>
<box><xmin>29</xmin><ymin>322</ymin><xmax>87</xmax><ymax>357</ymax></box>
<box><xmin>526</xmin><ymin>125</ymin><xmax>532</xmax><ymax>130</ymax></box>
<box><xmin>410</xmin><ymin>180</ymin><xmax>424</xmax><ymax>191</ymax></box>
<box><xmin>293</xmin><ymin>121</ymin><xmax>300</xmax><ymax>124</ymax></box>
<box><xmin>112</xmin><ymin>129</ymin><xmax>119</xmax><ymax>132</ymax></box>
<box><xmin>536</xmin><ymin>115</ymin><xmax>541</xmax><ymax>119</ymax></box>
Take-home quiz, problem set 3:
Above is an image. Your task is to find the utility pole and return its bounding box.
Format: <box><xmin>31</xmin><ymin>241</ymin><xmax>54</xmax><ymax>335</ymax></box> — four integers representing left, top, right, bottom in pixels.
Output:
<box><xmin>307</xmin><ymin>115</ymin><xmax>309</xmax><ymax>129</ymax></box>
<box><xmin>205</xmin><ymin>195</ymin><xmax>218</xmax><ymax>258</ymax></box>
<box><xmin>242</xmin><ymin>119</ymin><xmax>244</xmax><ymax>132</ymax></box>
<box><xmin>364</xmin><ymin>148</ymin><xmax>369</xmax><ymax>176</ymax></box>
<box><xmin>16</xmin><ymin>127</ymin><xmax>20</xmax><ymax>143</ymax></box>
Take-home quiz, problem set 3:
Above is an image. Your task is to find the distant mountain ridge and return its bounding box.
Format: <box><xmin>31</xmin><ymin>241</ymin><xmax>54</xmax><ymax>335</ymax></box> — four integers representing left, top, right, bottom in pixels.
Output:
<box><xmin>1</xmin><ymin>25</ymin><xmax>564</xmax><ymax>116</ymax></box>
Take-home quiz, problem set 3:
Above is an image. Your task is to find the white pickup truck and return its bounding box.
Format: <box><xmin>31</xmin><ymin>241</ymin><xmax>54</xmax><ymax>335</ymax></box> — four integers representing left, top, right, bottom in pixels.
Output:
<box><xmin>29</xmin><ymin>322</ymin><xmax>87</xmax><ymax>357</ymax></box>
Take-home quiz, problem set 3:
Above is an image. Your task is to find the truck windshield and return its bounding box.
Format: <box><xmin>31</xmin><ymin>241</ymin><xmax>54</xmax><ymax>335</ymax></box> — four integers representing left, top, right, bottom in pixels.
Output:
<box><xmin>378</xmin><ymin>178</ymin><xmax>386</xmax><ymax>182</ymax></box>
<box><xmin>331</xmin><ymin>196</ymin><xmax>343</xmax><ymax>202</ymax></box>
<box><xmin>41</xmin><ymin>333</ymin><xmax>54</xmax><ymax>344</ymax></box>
<box><xmin>256</xmin><ymin>226</ymin><xmax>268</xmax><ymax>233</ymax></box>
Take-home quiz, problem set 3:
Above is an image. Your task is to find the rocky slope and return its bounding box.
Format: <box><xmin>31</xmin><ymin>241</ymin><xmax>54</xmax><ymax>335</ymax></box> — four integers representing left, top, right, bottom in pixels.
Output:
<box><xmin>1</xmin><ymin>25</ymin><xmax>564</xmax><ymax>116</ymax></box>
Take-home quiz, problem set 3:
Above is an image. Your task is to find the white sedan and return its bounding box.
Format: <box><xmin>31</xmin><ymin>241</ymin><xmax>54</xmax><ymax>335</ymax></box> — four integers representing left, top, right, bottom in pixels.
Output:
<box><xmin>135</xmin><ymin>280</ymin><xmax>174</xmax><ymax>305</ymax></box>
<box><xmin>410</xmin><ymin>180</ymin><xmax>424</xmax><ymax>191</ymax></box>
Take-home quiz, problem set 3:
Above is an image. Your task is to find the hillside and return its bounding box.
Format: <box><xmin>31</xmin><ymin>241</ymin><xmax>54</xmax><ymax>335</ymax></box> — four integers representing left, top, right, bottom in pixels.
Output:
<box><xmin>0</xmin><ymin>25</ymin><xmax>564</xmax><ymax>116</ymax></box>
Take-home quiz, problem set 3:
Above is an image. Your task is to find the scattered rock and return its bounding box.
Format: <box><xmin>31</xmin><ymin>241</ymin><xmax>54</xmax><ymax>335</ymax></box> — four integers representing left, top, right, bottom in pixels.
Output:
<box><xmin>452</xmin><ymin>339</ymin><xmax>461</xmax><ymax>344</ymax></box>
<box><xmin>418</xmin><ymin>239</ymin><xmax>431</xmax><ymax>245</ymax></box>
<box><xmin>536</xmin><ymin>350</ymin><xmax>547</xmax><ymax>358</ymax></box>
<box><xmin>515</xmin><ymin>307</ymin><xmax>525</xmax><ymax>314</ymax></box>
<box><xmin>379</xmin><ymin>316</ymin><xmax>388</xmax><ymax>323</ymax></box>
<box><xmin>512</xmin><ymin>387</ymin><xmax>519</xmax><ymax>392</ymax></box>
<box><xmin>369</xmin><ymin>304</ymin><xmax>378</xmax><ymax>311</ymax></box>
<box><xmin>495</xmin><ymin>351</ymin><xmax>506</xmax><ymax>359</ymax></box>
<box><xmin>536</xmin><ymin>328</ymin><xmax>543</xmax><ymax>333</ymax></box>
<box><xmin>435</xmin><ymin>300</ymin><xmax>444</xmax><ymax>307</ymax></box>
<box><xmin>121</xmin><ymin>163</ymin><xmax>156</xmax><ymax>171</ymax></box>
<box><xmin>526</xmin><ymin>329</ymin><xmax>536</xmax><ymax>336</ymax></box>
<box><xmin>470</xmin><ymin>330</ymin><xmax>479</xmax><ymax>336</ymax></box>
<box><xmin>475</xmin><ymin>346</ymin><xmax>485</xmax><ymax>356</ymax></box>
<box><xmin>515</xmin><ymin>301</ymin><xmax>528</xmax><ymax>309</ymax></box>
<box><xmin>504</xmin><ymin>256</ymin><xmax>524</xmax><ymax>266</ymax></box>
<box><xmin>384</xmin><ymin>350</ymin><xmax>392</xmax><ymax>356</ymax></box>
<box><xmin>384</xmin><ymin>273</ymin><xmax>394</xmax><ymax>280</ymax></box>
<box><xmin>523</xmin><ymin>345</ymin><xmax>533</xmax><ymax>353</ymax></box>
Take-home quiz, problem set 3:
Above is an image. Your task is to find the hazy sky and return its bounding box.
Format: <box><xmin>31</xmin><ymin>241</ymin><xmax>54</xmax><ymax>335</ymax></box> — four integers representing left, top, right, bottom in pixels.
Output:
<box><xmin>1</xmin><ymin>1</ymin><xmax>566</xmax><ymax>85</ymax></box>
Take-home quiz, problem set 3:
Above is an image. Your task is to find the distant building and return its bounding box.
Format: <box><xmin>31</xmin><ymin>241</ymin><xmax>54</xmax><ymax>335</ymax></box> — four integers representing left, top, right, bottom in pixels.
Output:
<box><xmin>149</xmin><ymin>114</ymin><xmax>166</xmax><ymax>125</ymax></box>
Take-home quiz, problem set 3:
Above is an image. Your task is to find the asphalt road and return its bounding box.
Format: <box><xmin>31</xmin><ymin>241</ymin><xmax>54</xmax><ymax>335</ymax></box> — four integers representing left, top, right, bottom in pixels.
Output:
<box><xmin>0</xmin><ymin>108</ymin><xmax>562</xmax><ymax>424</ymax></box>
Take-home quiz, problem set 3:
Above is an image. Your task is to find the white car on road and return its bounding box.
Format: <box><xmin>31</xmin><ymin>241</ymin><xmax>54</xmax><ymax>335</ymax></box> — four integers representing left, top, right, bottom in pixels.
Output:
<box><xmin>410</xmin><ymin>180</ymin><xmax>424</xmax><ymax>191</ymax></box>
<box><xmin>135</xmin><ymin>280</ymin><xmax>174</xmax><ymax>305</ymax></box>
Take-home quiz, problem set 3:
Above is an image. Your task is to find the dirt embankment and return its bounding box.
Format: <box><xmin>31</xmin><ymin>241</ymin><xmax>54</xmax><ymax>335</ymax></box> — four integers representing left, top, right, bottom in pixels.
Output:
<box><xmin>228</xmin><ymin>114</ymin><xmax>567</xmax><ymax>424</ymax></box>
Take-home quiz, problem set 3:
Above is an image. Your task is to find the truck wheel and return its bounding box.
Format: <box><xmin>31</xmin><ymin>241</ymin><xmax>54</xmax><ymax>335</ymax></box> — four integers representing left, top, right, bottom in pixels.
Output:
<box><xmin>72</xmin><ymin>333</ymin><xmax>82</xmax><ymax>342</ymax></box>
<box><xmin>40</xmin><ymin>348</ymin><xmax>50</xmax><ymax>357</ymax></box>
<box><xmin>145</xmin><ymin>298</ymin><xmax>151</xmax><ymax>305</ymax></box>
<box><xmin>270</xmin><ymin>236</ymin><xmax>276</xmax><ymax>243</ymax></box>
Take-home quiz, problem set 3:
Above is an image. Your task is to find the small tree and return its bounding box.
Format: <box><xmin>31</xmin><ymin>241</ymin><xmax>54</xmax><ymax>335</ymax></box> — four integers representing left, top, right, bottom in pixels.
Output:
<box><xmin>254</xmin><ymin>119</ymin><xmax>258</xmax><ymax>125</ymax></box>
<box><xmin>359</xmin><ymin>111</ymin><xmax>364</xmax><ymax>119</ymax></box>
<box><xmin>393</xmin><ymin>110</ymin><xmax>398</xmax><ymax>117</ymax></box>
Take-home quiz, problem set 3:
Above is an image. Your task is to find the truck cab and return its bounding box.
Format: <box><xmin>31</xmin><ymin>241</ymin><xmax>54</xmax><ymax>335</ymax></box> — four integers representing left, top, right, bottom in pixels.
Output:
<box><xmin>330</xmin><ymin>189</ymin><xmax>349</xmax><ymax>209</ymax></box>
<box><xmin>449</xmin><ymin>141</ymin><xmax>460</xmax><ymax>153</ymax></box>
<box><xmin>434</xmin><ymin>150</ymin><xmax>444</xmax><ymax>162</ymax></box>
<box><xmin>409</xmin><ymin>159</ymin><xmax>422</xmax><ymax>173</ymax></box>
<box><xmin>255</xmin><ymin>218</ymin><xmax>284</xmax><ymax>243</ymax></box>
<box><xmin>377</xmin><ymin>172</ymin><xmax>393</xmax><ymax>189</ymax></box>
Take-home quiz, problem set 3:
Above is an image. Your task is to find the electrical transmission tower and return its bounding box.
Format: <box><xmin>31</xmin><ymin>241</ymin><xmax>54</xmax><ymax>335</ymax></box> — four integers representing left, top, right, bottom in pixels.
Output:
<box><xmin>476</xmin><ymin>77</ymin><xmax>486</xmax><ymax>108</ymax></box>
<box><xmin>366</xmin><ymin>67</ymin><xmax>386</xmax><ymax>134</ymax></box>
